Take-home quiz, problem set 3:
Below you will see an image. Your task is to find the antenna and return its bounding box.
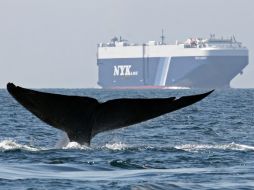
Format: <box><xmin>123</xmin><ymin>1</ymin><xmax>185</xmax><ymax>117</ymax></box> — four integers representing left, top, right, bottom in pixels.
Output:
<box><xmin>161</xmin><ymin>29</ymin><xmax>165</xmax><ymax>44</ymax></box>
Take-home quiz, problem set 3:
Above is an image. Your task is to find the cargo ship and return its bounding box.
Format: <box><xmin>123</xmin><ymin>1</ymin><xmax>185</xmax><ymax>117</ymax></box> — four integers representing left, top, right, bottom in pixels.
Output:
<box><xmin>97</xmin><ymin>34</ymin><xmax>248</xmax><ymax>89</ymax></box>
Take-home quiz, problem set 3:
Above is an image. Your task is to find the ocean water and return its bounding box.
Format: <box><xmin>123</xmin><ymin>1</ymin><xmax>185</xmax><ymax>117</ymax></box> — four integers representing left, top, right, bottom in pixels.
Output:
<box><xmin>0</xmin><ymin>88</ymin><xmax>253</xmax><ymax>190</ymax></box>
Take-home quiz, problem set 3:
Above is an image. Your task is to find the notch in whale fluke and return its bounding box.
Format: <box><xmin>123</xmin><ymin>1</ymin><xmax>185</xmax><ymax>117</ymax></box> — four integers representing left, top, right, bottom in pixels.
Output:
<box><xmin>7</xmin><ymin>83</ymin><xmax>214</xmax><ymax>146</ymax></box>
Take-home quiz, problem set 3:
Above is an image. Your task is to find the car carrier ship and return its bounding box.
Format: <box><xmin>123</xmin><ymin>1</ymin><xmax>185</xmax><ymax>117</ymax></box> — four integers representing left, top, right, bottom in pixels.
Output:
<box><xmin>97</xmin><ymin>34</ymin><xmax>248</xmax><ymax>89</ymax></box>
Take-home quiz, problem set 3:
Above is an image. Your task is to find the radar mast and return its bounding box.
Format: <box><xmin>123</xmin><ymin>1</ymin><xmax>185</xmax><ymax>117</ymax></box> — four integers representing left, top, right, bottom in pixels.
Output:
<box><xmin>161</xmin><ymin>29</ymin><xmax>165</xmax><ymax>45</ymax></box>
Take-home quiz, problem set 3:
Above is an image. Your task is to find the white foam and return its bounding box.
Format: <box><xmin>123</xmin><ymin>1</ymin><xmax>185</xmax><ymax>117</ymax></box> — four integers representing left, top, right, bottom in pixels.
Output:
<box><xmin>175</xmin><ymin>142</ymin><xmax>254</xmax><ymax>152</ymax></box>
<box><xmin>104</xmin><ymin>142</ymin><xmax>128</xmax><ymax>150</ymax></box>
<box><xmin>230</xmin><ymin>143</ymin><xmax>254</xmax><ymax>151</ymax></box>
<box><xmin>62</xmin><ymin>142</ymin><xmax>90</xmax><ymax>150</ymax></box>
<box><xmin>0</xmin><ymin>140</ymin><xmax>39</xmax><ymax>152</ymax></box>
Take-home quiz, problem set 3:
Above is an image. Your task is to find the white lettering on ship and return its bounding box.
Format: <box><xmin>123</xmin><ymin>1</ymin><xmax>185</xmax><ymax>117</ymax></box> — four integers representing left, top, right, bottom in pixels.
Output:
<box><xmin>113</xmin><ymin>65</ymin><xmax>138</xmax><ymax>76</ymax></box>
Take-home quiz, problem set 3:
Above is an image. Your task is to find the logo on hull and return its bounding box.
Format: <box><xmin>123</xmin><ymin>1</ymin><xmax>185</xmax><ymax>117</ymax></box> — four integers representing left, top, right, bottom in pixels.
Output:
<box><xmin>113</xmin><ymin>65</ymin><xmax>138</xmax><ymax>76</ymax></box>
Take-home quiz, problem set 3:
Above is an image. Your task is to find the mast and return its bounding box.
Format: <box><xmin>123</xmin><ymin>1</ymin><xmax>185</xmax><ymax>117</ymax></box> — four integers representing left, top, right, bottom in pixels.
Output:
<box><xmin>160</xmin><ymin>29</ymin><xmax>165</xmax><ymax>45</ymax></box>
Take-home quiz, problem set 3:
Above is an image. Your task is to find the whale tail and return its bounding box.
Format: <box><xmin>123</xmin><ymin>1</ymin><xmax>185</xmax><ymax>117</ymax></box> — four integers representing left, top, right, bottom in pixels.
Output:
<box><xmin>7</xmin><ymin>83</ymin><xmax>214</xmax><ymax>145</ymax></box>
<box><xmin>7</xmin><ymin>83</ymin><xmax>98</xmax><ymax>145</ymax></box>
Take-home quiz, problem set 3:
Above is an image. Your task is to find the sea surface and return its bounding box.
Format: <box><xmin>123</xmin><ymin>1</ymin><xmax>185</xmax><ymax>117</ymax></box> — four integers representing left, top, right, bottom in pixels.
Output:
<box><xmin>0</xmin><ymin>88</ymin><xmax>253</xmax><ymax>190</ymax></box>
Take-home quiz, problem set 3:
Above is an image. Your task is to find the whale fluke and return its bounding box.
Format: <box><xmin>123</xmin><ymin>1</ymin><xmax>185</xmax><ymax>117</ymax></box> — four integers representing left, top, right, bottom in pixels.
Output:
<box><xmin>7</xmin><ymin>83</ymin><xmax>214</xmax><ymax>145</ymax></box>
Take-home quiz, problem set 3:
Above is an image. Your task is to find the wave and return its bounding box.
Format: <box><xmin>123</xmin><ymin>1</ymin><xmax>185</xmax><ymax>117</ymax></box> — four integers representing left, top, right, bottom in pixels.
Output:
<box><xmin>0</xmin><ymin>140</ymin><xmax>40</xmax><ymax>152</ymax></box>
<box><xmin>175</xmin><ymin>142</ymin><xmax>254</xmax><ymax>152</ymax></box>
<box><xmin>0</xmin><ymin>139</ymin><xmax>90</xmax><ymax>152</ymax></box>
<box><xmin>109</xmin><ymin>159</ymin><xmax>147</xmax><ymax>169</ymax></box>
<box><xmin>58</xmin><ymin>141</ymin><xmax>254</xmax><ymax>152</ymax></box>
<box><xmin>0</xmin><ymin>139</ymin><xmax>127</xmax><ymax>152</ymax></box>
<box><xmin>1</xmin><ymin>139</ymin><xmax>253</xmax><ymax>153</ymax></box>
<box><xmin>103</xmin><ymin>142</ymin><xmax>128</xmax><ymax>150</ymax></box>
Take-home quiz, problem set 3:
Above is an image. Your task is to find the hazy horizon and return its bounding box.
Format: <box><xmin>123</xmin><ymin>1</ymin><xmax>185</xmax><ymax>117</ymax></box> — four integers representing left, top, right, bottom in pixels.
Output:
<box><xmin>0</xmin><ymin>0</ymin><xmax>253</xmax><ymax>88</ymax></box>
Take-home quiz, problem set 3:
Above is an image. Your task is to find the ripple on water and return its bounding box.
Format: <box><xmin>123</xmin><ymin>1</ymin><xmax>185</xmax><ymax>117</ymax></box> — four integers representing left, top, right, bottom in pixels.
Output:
<box><xmin>109</xmin><ymin>159</ymin><xmax>147</xmax><ymax>169</ymax></box>
<box><xmin>0</xmin><ymin>89</ymin><xmax>254</xmax><ymax>189</ymax></box>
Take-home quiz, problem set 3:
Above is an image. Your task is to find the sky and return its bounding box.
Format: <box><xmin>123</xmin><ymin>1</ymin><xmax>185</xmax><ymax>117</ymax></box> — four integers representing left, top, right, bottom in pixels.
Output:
<box><xmin>0</xmin><ymin>0</ymin><xmax>253</xmax><ymax>88</ymax></box>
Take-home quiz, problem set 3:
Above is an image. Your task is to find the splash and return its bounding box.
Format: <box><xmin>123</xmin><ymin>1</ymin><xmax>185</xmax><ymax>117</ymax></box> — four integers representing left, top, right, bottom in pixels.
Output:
<box><xmin>55</xmin><ymin>131</ymin><xmax>70</xmax><ymax>148</ymax></box>
<box><xmin>63</xmin><ymin>142</ymin><xmax>90</xmax><ymax>150</ymax></box>
<box><xmin>175</xmin><ymin>142</ymin><xmax>254</xmax><ymax>152</ymax></box>
<box><xmin>0</xmin><ymin>139</ymin><xmax>90</xmax><ymax>151</ymax></box>
<box><xmin>55</xmin><ymin>131</ymin><xmax>89</xmax><ymax>150</ymax></box>
<box><xmin>104</xmin><ymin>142</ymin><xmax>128</xmax><ymax>150</ymax></box>
<box><xmin>0</xmin><ymin>140</ymin><xmax>39</xmax><ymax>152</ymax></box>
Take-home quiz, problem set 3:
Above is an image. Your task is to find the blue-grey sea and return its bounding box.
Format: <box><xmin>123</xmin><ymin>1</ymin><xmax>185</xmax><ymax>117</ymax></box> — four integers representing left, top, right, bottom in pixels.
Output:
<box><xmin>0</xmin><ymin>88</ymin><xmax>253</xmax><ymax>190</ymax></box>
